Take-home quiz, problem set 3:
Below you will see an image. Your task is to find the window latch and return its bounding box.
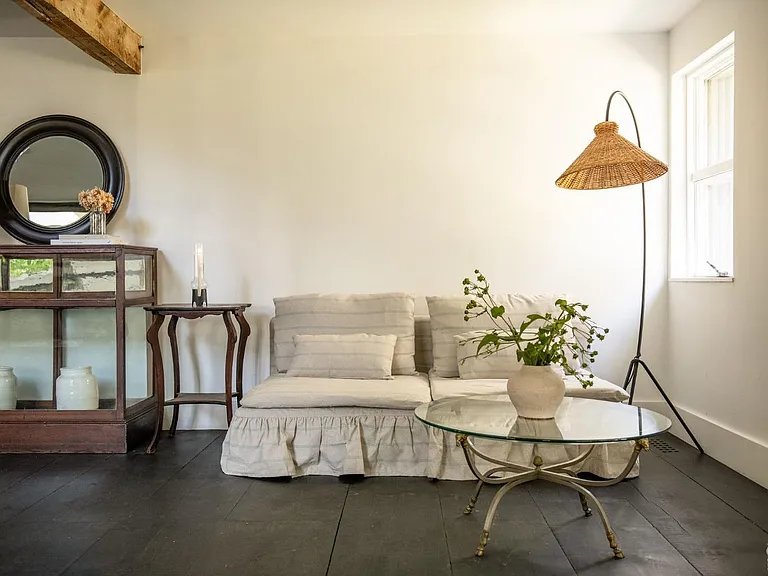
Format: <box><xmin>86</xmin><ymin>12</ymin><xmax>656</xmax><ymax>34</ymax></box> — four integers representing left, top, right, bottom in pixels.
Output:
<box><xmin>706</xmin><ymin>261</ymin><xmax>730</xmax><ymax>277</ymax></box>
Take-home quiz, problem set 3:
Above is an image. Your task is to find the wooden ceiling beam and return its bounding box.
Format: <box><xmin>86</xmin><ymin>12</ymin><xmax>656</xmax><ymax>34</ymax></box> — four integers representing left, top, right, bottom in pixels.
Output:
<box><xmin>12</xmin><ymin>0</ymin><xmax>141</xmax><ymax>74</ymax></box>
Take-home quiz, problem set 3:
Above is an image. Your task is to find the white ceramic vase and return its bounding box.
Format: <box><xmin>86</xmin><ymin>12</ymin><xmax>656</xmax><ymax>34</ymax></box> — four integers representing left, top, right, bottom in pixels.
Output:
<box><xmin>506</xmin><ymin>365</ymin><xmax>565</xmax><ymax>419</ymax></box>
<box><xmin>56</xmin><ymin>366</ymin><xmax>99</xmax><ymax>410</ymax></box>
<box><xmin>0</xmin><ymin>366</ymin><xmax>18</xmax><ymax>410</ymax></box>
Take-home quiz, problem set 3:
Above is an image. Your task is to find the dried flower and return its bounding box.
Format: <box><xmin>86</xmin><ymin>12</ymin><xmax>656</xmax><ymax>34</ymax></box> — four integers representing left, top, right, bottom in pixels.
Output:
<box><xmin>78</xmin><ymin>187</ymin><xmax>114</xmax><ymax>214</ymax></box>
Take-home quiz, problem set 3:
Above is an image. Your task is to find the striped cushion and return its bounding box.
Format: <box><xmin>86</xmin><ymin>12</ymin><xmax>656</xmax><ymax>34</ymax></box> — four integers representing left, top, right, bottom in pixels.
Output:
<box><xmin>455</xmin><ymin>331</ymin><xmax>523</xmax><ymax>379</ymax></box>
<box><xmin>287</xmin><ymin>334</ymin><xmax>398</xmax><ymax>379</ymax></box>
<box><xmin>426</xmin><ymin>294</ymin><xmax>564</xmax><ymax>378</ymax></box>
<box><xmin>273</xmin><ymin>293</ymin><xmax>417</xmax><ymax>375</ymax></box>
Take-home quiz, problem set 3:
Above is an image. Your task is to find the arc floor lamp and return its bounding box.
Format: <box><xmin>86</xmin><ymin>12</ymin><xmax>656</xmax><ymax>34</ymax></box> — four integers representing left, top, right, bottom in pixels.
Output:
<box><xmin>556</xmin><ymin>90</ymin><xmax>704</xmax><ymax>454</ymax></box>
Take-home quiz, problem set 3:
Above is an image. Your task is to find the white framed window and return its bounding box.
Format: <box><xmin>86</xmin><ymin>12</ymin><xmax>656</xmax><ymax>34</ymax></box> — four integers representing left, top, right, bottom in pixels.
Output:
<box><xmin>670</xmin><ymin>33</ymin><xmax>735</xmax><ymax>280</ymax></box>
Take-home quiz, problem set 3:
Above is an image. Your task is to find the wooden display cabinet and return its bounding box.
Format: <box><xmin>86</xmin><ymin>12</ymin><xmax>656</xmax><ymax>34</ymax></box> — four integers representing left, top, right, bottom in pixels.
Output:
<box><xmin>0</xmin><ymin>244</ymin><xmax>158</xmax><ymax>453</ymax></box>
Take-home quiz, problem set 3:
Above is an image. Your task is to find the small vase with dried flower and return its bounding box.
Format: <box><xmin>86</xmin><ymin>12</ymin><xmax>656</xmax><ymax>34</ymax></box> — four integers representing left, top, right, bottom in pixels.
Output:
<box><xmin>78</xmin><ymin>187</ymin><xmax>114</xmax><ymax>235</ymax></box>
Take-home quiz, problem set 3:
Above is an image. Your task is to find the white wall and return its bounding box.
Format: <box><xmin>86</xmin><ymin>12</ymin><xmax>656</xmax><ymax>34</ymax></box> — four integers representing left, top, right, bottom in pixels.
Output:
<box><xmin>662</xmin><ymin>0</ymin><xmax>768</xmax><ymax>487</ymax></box>
<box><xmin>0</xmin><ymin>1</ymin><xmax>669</xmax><ymax>431</ymax></box>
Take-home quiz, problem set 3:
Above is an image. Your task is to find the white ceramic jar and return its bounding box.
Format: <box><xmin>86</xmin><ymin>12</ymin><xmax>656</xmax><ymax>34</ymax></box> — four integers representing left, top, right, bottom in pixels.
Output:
<box><xmin>56</xmin><ymin>366</ymin><xmax>99</xmax><ymax>410</ymax></box>
<box><xmin>0</xmin><ymin>366</ymin><xmax>18</xmax><ymax>410</ymax></box>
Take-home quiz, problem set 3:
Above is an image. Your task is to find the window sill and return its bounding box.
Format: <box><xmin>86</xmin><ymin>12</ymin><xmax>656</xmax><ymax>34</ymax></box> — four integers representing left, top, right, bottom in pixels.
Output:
<box><xmin>668</xmin><ymin>276</ymin><xmax>734</xmax><ymax>283</ymax></box>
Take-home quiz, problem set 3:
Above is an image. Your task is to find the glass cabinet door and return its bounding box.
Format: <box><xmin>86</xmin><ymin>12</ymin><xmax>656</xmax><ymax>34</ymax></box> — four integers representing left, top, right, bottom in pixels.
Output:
<box><xmin>125</xmin><ymin>254</ymin><xmax>153</xmax><ymax>299</ymax></box>
<box><xmin>0</xmin><ymin>310</ymin><xmax>54</xmax><ymax>409</ymax></box>
<box><xmin>61</xmin><ymin>255</ymin><xmax>117</xmax><ymax>294</ymax></box>
<box><xmin>125</xmin><ymin>306</ymin><xmax>152</xmax><ymax>407</ymax></box>
<box><xmin>0</xmin><ymin>256</ymin><xmax>54</xmax><ymax>294</ymax></box>
<box><xmin>61</xmin><ymin>308</ymin><xmax>117</xmax><ymax>409</ymax></box>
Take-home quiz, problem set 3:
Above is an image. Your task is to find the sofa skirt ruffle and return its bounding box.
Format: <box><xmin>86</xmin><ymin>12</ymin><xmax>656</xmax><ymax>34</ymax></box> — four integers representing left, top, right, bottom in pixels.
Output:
<box><xmin>220</xmin><ymin>407</ymin><xmax>639</xmax><ymax>480</ymax></box>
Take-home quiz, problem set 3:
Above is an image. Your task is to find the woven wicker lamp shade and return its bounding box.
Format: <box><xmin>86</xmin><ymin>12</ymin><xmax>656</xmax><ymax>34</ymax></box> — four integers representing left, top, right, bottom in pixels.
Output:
<box><xmin>556</xmin><ymin>121</ymin><xmax>668</xmax><ymax>189</ymax></box>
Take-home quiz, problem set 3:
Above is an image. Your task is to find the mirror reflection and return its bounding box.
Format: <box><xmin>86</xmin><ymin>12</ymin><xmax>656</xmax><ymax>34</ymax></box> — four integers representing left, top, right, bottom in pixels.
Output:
<box><xmin>9</xmin><ymin>136</ymin><xmax>103</xmax><ymax>228</ymax></box>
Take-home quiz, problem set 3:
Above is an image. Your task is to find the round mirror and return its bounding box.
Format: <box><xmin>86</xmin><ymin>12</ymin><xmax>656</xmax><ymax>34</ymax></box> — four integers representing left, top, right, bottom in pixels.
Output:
<box><xmin>0</xmin><ymin>115</ymin><xmax>124</xmax><ymax>245</ymax></box>
<box><xmin>10</xmin><ymin>136</ymin><xmax>103</xmax><ymax>228</ymax></box>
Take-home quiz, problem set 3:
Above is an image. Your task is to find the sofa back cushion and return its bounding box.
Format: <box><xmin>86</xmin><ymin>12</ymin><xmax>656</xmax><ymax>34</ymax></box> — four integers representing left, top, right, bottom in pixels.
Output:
<box><xmin>426</xmin><ymin>294</ymin><xmax>564</xmax><ymax>378</ymax></box>
<box><xmin>273</xmin><ymin>293</ymin><xmax>417</xmax><ymax>375</ymax></box>
<box><xmin>414</xmin><ymin>316</ymin><xmax>433</xmax><ymax>373</ymax></box>
<box><xmin>455</xmin><ymin>331</ymin><xmax>522</xmax><ymax>379</ymax></box>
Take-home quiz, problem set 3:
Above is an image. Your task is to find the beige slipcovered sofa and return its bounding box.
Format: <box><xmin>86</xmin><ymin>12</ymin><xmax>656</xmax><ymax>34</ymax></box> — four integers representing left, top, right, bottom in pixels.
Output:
<box><xmin>220</xmin><ymin>293</ymin><xmax>634</xmax><ymax>479</ymax></box>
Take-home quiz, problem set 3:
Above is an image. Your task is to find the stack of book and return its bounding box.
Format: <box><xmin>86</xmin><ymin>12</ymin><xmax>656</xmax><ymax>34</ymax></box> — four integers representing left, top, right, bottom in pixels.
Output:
<box><xmin>51</xmin><ymin>234</ymin><xmax>126</xmax><ymax>245</ymax></box>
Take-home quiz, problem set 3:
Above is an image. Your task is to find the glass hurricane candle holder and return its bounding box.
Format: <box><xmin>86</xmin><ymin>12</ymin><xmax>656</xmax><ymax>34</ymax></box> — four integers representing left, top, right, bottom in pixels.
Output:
<box><xmin>191</xmin><ymin>281</ymin><xmax>208</xmax><ymax>307</ymax></box>
<box><xmin>191</xmin><ymin>242</ymin><xmax>208</xmax><ymax>306</ymax></box>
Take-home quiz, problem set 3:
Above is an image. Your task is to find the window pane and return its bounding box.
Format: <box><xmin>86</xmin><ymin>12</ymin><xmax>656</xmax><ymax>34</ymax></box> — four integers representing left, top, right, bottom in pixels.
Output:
<box><xmin>706</xmin><ymin>66</ymin><xmax>734</xmax><ymax>166</ymax></box>
<box><xmin>28</xmin><ymin>212</ymin><xmax>87</xmax><ymax>227</ymax></box>
<box><xmin>693</xmin><ymin>171</ymin><xmax>733</xmax><ymax>276</ymax></box>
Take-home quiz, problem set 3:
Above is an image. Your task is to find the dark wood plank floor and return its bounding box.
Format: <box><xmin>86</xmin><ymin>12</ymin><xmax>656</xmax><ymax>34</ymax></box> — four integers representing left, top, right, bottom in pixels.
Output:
<box><xmin>0</xmin><ymin>432</ymin><xmax>766</xmax><ymax>575</ymax></box>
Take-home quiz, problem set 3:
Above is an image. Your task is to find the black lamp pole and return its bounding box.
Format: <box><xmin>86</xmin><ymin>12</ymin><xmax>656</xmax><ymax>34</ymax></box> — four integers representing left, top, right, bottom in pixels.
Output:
<box><xmin>605</xmin><ymin>90</ymin><xmax>704</xmax><ymax>454</ymax></box>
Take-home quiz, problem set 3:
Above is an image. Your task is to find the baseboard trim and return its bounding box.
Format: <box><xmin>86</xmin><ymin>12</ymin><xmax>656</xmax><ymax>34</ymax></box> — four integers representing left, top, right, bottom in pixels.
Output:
<box><xmin>634</xmin><ymin>401</ymin><xmax>768</xmax><ymax>489</ymax></box>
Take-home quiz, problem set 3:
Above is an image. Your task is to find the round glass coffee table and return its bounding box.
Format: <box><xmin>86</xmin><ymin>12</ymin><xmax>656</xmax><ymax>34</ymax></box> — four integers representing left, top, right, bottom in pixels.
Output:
<box><xmin>415</xmin><ymin>395</ymin><xmax>671</xmax><ymax>559</ymax></box>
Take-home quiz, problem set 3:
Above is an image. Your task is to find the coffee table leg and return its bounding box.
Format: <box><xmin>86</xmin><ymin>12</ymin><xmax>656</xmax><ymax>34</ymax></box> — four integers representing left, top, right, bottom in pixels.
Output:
<box><xmin>547</xmin><ymin>477</ymin><xmax>624</xmax><ymax>559</ymax></box>
<box><xmin>579</xmin><ymin>492</ymin><xmax>593</xmax><ymax>517</ymax></box>
<box><xmin>456</xmin><ymin>435</ymin><xmax>539</xmax><ymax>557</ymax></box>
<box><xmin>476</xmin><ymin>477</ymin><xmax>530</xmax><ymax>557</ymax></box>
<box><xmin>464</xmin><ymin>480</ymin><xmax>484</xmax><ymax>515</ymax></box>
<box><xmin>561</xmin><ymin>470</ymin><xmax>593</xmax><ymax>517</ymax></box>
<box><xmin>457</xmin><ymin>435</ymin><xmax>647</xmax><ymax>560</ymax></box>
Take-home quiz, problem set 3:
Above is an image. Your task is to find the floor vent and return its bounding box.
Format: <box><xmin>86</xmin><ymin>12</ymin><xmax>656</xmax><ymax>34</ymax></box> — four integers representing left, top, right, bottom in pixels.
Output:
<box><xmin>650</xmin><ymin>438</ymin><xmax>679</xmax><ymax>454</ymax></box>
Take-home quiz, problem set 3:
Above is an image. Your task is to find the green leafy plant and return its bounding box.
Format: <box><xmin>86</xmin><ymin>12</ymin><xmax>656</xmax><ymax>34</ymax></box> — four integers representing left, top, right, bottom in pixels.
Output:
<box><xmin>462</xmin><ymin>269</ymin><xmax>609</xmax><ymax>388</ymax></box>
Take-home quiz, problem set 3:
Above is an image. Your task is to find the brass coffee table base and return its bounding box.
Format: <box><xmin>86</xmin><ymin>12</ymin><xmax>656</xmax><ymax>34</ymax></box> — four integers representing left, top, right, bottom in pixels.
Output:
<box><xmin>456</xmin><ymin>434</ymin><xmax>649</xmax><ymax>559</ymax></box>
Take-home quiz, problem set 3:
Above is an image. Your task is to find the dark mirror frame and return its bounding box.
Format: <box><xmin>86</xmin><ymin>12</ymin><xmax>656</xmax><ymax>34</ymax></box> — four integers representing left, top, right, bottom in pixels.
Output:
<box><xmin>0</xmin><ymin>115</ymin><xmax>124</xmax><ymax>245</ymax></box>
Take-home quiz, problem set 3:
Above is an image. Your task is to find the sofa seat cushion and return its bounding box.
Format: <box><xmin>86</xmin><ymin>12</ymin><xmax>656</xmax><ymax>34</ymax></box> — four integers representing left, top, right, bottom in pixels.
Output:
<box><xmin>241</xmin><ymin>373</ymin><xmax>432</xmax><ymax>410</ymax></box>
<box><xmin>428</xmin><ymin>371</ymin><xmax>629</xmax><ymax>402</ymax></box>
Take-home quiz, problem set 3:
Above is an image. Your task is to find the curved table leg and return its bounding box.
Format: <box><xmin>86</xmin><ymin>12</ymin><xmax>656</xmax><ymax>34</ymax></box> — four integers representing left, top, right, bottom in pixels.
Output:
<box><xmin>457</xmin><ymin>434</ymin><xmax>648</xmax><ymax>560</ymax></box>
<box><xmin>579</xmin><ymin>491</ymin><xmax>593</xmax><ymax>517</ymax></box>
<box><xmin>233</xmin><ymin>309</ymin><xmax>251</xmax><ymax>406</ymax></box>
<box><xmin>222</xmin><ymin>311</ymin><xmax>237</xmax><ymax>424</ymax></box>
<box><xmin>476</xmin><ymin>475</ymin><xmax>535</xmax><ymax>557</ymax></box>
<box><xmin>464</xmin><ymin>480</ymin><xmax>484</xmax><ymax>515</ymax></box>
<box><xmin>146</xmin><ymin>313</ymin><xmax>167</xmax><ymax>454</ymax></box>
<box><xmin>167</xmin><ymin>316</ymin><xmax>181</xmax><ymax>437</ymax></box>
<box><xmin>561</xmin><ymin>470</ymin><xmax>593</xmax><ymax>517</ymax></box>
<box><xmin>544</xmin><ymin>474</ymin><xmax>624</xmax><ymax>558</ymax></box>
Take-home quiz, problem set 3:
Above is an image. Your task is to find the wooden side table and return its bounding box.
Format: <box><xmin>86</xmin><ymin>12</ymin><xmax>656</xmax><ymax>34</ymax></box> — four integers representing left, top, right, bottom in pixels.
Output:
<box><xmin>144</xmin><ymin>304</ymin><xmax>251</xmax><ymax>454</ymax></box>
